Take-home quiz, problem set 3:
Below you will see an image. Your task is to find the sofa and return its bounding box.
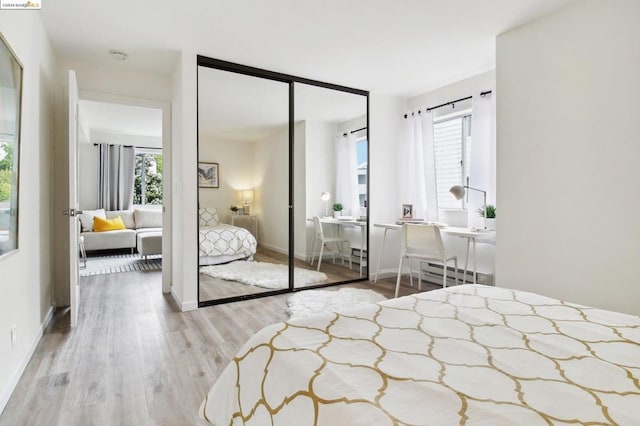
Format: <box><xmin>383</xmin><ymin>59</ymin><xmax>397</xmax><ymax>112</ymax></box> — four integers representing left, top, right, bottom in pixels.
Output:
<box><xmin>79</xmin><ymin>208</ymin><xmax>162</xmax><ymax>254</ymax></box>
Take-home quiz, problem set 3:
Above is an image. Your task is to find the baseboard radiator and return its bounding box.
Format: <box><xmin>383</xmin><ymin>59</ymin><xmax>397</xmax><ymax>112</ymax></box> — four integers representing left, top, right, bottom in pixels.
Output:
<box><xmin>416</xmin><ymin>262</ymin><xmax>494</xmax><ymax>286</ymax></box>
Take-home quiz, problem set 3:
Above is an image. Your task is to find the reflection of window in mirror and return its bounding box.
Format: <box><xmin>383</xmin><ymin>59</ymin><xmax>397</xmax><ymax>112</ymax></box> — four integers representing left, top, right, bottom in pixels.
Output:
<box><xmin>355</xmin><ymin>137</ymin><xmax>367</xmax><ymax>212</ymax></box>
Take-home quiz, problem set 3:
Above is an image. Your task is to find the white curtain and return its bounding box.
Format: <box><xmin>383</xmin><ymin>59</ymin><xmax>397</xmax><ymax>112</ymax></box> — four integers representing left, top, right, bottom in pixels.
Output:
<box><xmin>99</xmin><ymin>144</ymin><xmax>135</xmax><ymax>211</ymax></box>
<box><xmin>468</xmin><ymin>92</ymin><xmax>496</xmax><ymax>227</ymax></box>
<box><xmin>335</xmin><ymin>133</ymin><xmax>359</xmax><ymax>217</ymax></box>
<box><xmin>400</xmin><ymin>112</ymin><xmax>439</xmax><ymax>221</ymax></box>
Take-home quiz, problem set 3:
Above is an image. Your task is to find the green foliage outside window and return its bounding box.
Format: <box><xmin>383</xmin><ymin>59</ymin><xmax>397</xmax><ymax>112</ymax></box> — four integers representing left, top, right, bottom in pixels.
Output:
<box><xmin>0</xmin><ymin>143</ymin><xmax>14</xmax><ymax>202</ymax></box>
<box><xmin>134</xmin><ymin>153</ymin><xmax>163</xmax><ymax>205</ymax></box>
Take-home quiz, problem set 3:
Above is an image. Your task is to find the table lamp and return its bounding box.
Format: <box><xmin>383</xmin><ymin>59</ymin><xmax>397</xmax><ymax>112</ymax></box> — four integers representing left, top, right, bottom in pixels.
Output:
<box><xmin>241</xmin><ymin>189</ymin><xmax>254</xmax><ymax>214</ymax></box>
<box><xmin>449</xmin><ymin>184</ymin><xmax>487</xmax><ymax>229</ymax></box>
<box><xmin>320</xmin><ymin>192</ymin><xmax>331</xmax><ymax>217</ymax></box>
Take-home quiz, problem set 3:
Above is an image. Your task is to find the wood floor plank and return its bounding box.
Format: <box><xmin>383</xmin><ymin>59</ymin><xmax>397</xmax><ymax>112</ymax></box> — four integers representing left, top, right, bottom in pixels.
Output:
<box><xmin>0</xmin><ymin>267</ymin><xmax>432</xmax><ymax>425</ymax></box>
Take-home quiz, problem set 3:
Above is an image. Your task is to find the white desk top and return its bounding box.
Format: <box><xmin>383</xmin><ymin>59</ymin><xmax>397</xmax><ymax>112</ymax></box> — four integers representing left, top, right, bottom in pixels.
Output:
<box><xmin>374</xmin><ymin>223</ymin><xmax>495</xmax><ymax>240</ymax></box>
<box><xmin>310</xmin><ymin>217</ymin><xmax>367</xmax><ymax>227</ymax></box>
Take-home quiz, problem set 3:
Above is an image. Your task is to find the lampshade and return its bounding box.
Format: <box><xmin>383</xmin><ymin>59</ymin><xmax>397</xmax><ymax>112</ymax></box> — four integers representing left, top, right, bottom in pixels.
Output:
<box><xmin>449</xmin><ymin>185</ymin><xmax>465</xmax><ymax>200</ymax></box>
<box><xmin>320</xmin><ymin>191</ymin><xmax>331</xmax><ymax>202</ymax></box>
<box><xmin>241</xmin><ymin>189</ymin><xmax>254</xmax><ymax>204</ymax></box>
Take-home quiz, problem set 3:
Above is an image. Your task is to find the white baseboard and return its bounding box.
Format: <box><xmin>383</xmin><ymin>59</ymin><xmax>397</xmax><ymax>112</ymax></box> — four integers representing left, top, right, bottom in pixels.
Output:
<box><xmin>170</xmin><ymin>285</ymin><xmax>197</xmax><ymax>312</ymax></box>
<box><xmin>0</xmin><ymin>304</ymin><xmax>55</xmax><ymax>415</ymax></box>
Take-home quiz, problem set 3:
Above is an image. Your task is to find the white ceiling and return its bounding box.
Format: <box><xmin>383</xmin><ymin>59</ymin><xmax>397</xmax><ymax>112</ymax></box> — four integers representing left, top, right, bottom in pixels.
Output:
<box><xmin>41</xmin><ymin>0</ymin><xmax>573</xmax><ymax>96</ymax></box>
<box><xmin>79</xmin><ymin>99</ymin><xmax>162</xmax><ymax>138</ymax></box>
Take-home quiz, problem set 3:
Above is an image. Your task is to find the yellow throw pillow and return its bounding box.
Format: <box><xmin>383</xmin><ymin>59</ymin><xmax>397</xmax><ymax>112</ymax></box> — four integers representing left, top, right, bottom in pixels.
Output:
<box><xmin>93</xmin><ymin>215</ymin><xmax>126</xmax><ymax>232</ymax></box>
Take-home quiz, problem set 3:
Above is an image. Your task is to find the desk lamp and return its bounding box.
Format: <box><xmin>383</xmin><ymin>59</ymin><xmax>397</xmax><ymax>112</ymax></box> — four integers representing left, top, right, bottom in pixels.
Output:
<box><xmin>449</xmin><ymin>183</ymin><xmax>487</xmax><ymax>229</ymax></box>
<box><xmin>320</xmin><ymin>192</ymin><xmax>331</xmax><ymax>217</ymax></box>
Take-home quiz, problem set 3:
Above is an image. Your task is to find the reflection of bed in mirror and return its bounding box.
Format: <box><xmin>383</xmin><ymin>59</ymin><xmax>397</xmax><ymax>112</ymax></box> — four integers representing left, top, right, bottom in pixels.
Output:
<box><xmin>198</xmin><ymin>208</ymin><xmax>257</xmax><ymax>266</ymax></box>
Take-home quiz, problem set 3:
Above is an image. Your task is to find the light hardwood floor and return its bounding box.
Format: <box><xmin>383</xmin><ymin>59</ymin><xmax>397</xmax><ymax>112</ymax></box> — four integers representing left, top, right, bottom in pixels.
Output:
<box><xmin>0</xmin><ymin>270</ymin><xmax>435</xmax><ymax>425</ymax></box>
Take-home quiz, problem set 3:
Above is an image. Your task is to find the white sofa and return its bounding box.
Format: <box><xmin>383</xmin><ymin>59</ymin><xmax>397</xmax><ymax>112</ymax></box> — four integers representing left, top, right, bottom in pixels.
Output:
<box><xmin>79</xmin><ymin>208</ymin><xmax>162</xmax><ymax>253</ymax></box>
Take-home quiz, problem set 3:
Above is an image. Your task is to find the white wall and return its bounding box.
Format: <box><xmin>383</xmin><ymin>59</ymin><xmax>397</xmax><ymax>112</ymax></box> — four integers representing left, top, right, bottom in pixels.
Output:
<box><xmin>496</xmin><ymin>0</ymin><xmax>640</xmax><ymax>315</ymax></box>
<box><xmin>198</xmin><ymin>138</ymin><xmax>256</xmax><ymax>224</ymax></box>
<box><xmin>78</xmin><ymin>143</ymin><xmax>99</xmax><ymax>209</ymax></box>
<box><xmin>253</xmin><ymin>125</ymin><xmax>291</xmax><ymax>253</ymax></box>
<box><xmin>170</xmin><ymin>51</ymin><xmax>198</xmax><ymax>311</ymax></box>
<box><xmin>368</xmin><ymin>93</ymin><xmax>406</xmax><ymax>276</ymax></box>
<box><xmin>0</xmin><ymin>12</ymin><xmax>56</xmax><ymax>414</ymax></box>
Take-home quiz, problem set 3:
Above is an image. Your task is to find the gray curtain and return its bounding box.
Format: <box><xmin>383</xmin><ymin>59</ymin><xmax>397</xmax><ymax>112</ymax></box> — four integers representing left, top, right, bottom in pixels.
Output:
<box><xmin>98</xmin><ymin>144</ymin><xmax>135</xmax><ymax>210</ymax></box>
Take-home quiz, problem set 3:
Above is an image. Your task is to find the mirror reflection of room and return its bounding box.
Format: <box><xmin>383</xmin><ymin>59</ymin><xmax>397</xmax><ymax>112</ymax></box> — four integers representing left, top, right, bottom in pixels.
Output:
<box><xmin>293</xmin><ymin>83</ymin><xmax>368</xmax><ymax>288</ymax></box>
<box><xmin>197</xmin><ymin>66</ymin><xmax>290</xmax><ymax>303</ymax></box>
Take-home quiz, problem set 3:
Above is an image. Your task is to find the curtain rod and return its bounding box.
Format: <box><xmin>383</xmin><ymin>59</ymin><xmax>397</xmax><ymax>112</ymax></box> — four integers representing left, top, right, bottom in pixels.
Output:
<box><xmin>93</xmin><ymin>143</ymin><xmax>161</xmax><ymax>150</ymax></box>
<box><xmin>342</xmin><ymin>126</ymin><xmax>367</xmax><ymax>137</ymax></box>
<box><xmin>403</xmin><ymin>90</ymin><xmax>492</xmax><ymax>119</ymax></box>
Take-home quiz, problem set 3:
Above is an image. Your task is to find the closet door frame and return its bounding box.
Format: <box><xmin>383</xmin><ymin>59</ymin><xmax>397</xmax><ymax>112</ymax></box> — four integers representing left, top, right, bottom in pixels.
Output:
<box><xmin>197</xmin><ymin>55</ymin><xmax>370</xmax><ymax>308</ymax></box>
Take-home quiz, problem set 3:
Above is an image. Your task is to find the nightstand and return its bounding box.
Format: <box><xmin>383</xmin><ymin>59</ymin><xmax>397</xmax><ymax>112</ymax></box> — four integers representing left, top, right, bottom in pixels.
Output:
<box><xmin>231</xmin><ymin>214</ymin><xmax>258</xmax><ymax>238</ymax></box>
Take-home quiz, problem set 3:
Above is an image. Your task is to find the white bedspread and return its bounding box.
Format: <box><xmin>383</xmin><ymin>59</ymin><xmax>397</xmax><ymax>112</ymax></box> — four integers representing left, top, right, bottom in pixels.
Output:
<box><xmin>199</xmin><ymin>224</ymin><xmax>257</xmax><ymax>260</ymax></box>
<box><xmin>200</xmin><ymin>285</ymin><xmax>640</xmax><ymax>425</ymax></box>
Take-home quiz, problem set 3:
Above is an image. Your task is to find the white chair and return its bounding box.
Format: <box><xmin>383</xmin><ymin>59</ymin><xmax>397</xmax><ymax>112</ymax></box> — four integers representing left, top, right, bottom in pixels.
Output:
<box><xmin>310</xmin><ymin>216</ymin><xmax>352</xmax><ymax>272</ymax></box>
<box><xmin>395</xmin><ymin>224</ymin><xmax>458</xmax><ymax>298</ymax></box>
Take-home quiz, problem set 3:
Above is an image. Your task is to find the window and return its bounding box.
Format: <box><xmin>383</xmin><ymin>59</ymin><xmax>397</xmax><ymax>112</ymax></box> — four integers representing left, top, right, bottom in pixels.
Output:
<box><xmin>134</xmin><ymin>150</ymin><xmax>163</xmax><ymax>205</ymax></box>
<box><xmin>433</xmin><ymin>112</ymin><xmax>471</xmax><ymax>209</ymax></box>
<box><xmin>356</xmin><ymin>138</ymin><xmax>367</xmax><ymax>207</ymax></box>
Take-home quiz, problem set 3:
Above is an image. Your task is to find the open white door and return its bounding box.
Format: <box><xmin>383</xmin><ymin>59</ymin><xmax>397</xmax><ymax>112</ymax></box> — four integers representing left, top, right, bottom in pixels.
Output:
<box><xmin>67</xmin><ymin>70</ymin><xmax>81</xmax><ymax>327</ymax></box>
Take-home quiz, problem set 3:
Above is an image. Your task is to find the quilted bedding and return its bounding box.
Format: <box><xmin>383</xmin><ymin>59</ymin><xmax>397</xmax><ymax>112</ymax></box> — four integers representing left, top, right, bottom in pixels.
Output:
<box><xmin>200</xmin><ymin>285</ymin><xmax>640</xmax><ymax>425</ymax></box>
<box><xmin>199</xmin><ymin>224</ymin><xmax>257</xmax><ymax>260</ymax></box>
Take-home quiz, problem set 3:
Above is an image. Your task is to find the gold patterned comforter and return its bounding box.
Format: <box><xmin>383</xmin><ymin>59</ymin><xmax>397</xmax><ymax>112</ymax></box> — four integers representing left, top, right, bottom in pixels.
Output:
<box><xmin>200</xmin><ymin>285</ymin><xmax>640</xmax><ymax>425</ymax></box>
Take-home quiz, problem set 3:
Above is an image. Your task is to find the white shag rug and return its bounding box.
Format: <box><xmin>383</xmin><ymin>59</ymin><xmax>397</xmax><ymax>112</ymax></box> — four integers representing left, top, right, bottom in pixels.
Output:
<box><xmin>200</xmin><ymin>261</ymin><xmax>328</xmax><ymax>289</ymax></box>
<box><xmin>286</xmin><ymin>288</ymin><xmax>387</xmax><ymax>319</ymax></box>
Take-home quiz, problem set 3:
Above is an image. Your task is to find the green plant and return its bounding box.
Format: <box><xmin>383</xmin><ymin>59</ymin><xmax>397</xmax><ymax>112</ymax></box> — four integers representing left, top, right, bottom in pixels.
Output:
<box><xmin>477</xmin><ymin>204</ymin><xmax>496</xmax><ymax>219</ymax></box>
<box><xmin>332</xmin><ymin>203</ymin><xmax>343</xmax><ymax>212</ymax></box>
<box><xmin>229</xmin><ymin>205</ymin><xmax>240</xmax><ymax>212</ymax></box>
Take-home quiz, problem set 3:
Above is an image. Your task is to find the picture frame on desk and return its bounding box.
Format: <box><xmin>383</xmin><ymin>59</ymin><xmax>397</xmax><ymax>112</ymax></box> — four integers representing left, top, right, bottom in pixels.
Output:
<box><xmin>401</xmin><ymin>204</ymin><xmax>413</xmax><ymax>219</ymax></box>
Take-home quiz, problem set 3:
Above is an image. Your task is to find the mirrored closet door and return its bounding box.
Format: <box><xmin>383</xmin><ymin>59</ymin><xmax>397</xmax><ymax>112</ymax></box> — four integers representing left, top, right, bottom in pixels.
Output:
<box><xmin>197</xmin><ymin>65</ymin><xmax>290</xmax><ymax>304</ymax></box>
<box><xmin>197</xmin><ymin>56</ymin><xmax>369</xmax><ymax>307</ymax></box>
<box><xmin>293</xmin><ymin>83</ymin><xmax>368</xmax><ymax>289</ymax></box>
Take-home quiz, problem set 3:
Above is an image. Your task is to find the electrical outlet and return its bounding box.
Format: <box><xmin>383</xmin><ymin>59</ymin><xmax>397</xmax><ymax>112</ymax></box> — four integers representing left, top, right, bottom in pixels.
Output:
<box><xmin>10</xmin><ymin>325</ymin><xmax>16</xmax><ymax>349</ymax></box>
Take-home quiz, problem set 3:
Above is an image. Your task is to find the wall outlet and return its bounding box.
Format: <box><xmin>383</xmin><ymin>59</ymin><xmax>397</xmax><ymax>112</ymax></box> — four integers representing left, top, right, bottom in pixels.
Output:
<box><xmin>10</xmin><ymin>325</ymin><xmax>16</xmax><ymax>349</ymax></box>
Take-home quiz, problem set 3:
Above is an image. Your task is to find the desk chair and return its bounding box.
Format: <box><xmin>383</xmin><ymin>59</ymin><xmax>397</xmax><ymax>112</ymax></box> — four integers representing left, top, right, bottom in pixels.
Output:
<box><xmin>395</xmin><ymin>224</ymin><xmax>457</xmax><ymax>297</ymax></box>
<box><xmin>310</xmin><ymin>216</ymin><xmax>352</xmax><ymax>272</ymax></box>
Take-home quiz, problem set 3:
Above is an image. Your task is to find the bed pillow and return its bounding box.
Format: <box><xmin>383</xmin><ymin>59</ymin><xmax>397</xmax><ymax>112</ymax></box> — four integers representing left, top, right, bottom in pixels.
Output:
<box><xmin>93</xmin><ymin>216</ymin><xmax>126</xmax><ymax>232</ymax></box>
<box><xmin>79</xmin><ymin>208</ymin><xmax>106</xmax><ymax>232</ymax></box>
<box><xmin>134</xmin><ymin>208</ymin><xmax>162</xmax><ymax>229</ymax></box>
<box><xmin>199</xmin><ymin>208</ymin><xmax>219</xmax><ymax>227</ymax></box>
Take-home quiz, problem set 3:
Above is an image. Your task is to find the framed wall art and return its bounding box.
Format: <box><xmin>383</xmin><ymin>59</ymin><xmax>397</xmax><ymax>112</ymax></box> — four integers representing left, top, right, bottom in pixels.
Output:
<box><xmin>198</xmin><ymin>162</ymin><xmax>219</xmax><ymax>188</ymax></box>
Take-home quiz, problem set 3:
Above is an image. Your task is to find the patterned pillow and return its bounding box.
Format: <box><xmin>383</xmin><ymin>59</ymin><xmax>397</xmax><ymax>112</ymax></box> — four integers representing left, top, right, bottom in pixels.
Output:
<box><xmin>199</xmin><ymin>208</ymin><xmax>219</xmax><ymax>227</ymax></box>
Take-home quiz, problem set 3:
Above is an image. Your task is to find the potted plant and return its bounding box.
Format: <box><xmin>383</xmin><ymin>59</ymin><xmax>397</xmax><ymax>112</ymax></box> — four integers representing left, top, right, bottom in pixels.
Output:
<box><xmin>477</xmin><ymin>204</ymin><xmax>496</xmax><ymax>230</ymax></box>
<box><xmin>332</xmin><ymin>203</ymin><xmax>343</xmax><ymax>219</ymax></box>
<box><xmin>229</xmin><ymin>205</ymin><xmax>240</xmax><ymax>216</ymax></box>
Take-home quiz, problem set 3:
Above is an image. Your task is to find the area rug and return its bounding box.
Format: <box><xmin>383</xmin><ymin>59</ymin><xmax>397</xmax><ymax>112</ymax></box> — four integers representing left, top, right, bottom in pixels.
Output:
<box><xmin>80</xmin><ymin>253</ymin><xmax>162</xmax><ymax>277</ymax></box>
<box><xmin>200</xmin><ymin>261</ymin><xmax>327</xmax><ymax>289</ymax></box>
<box><xmin>286</xmin><ymin>288</ymin><xmax>387</xmax><ymax>319</ymax></box>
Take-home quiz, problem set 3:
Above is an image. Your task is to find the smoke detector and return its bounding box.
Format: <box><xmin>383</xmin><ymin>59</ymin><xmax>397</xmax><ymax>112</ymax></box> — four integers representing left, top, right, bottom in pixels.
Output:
<box><xmin>109</xmin><ymin>50</ymin><xmax>128</xmax><ymax>61</ymax></box>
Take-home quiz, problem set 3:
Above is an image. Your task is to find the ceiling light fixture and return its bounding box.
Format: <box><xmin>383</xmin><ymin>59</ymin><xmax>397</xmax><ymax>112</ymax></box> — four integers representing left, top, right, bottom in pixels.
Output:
<box><xmin>109</xmin><ymin>50</ymin><xmax>128</xmax><ymax>61</ymax></box>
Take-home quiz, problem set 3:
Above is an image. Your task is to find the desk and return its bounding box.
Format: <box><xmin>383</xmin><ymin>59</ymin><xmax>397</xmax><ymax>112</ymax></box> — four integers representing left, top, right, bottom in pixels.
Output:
<box><xmin>373</xmin><ymin>223</ymin><xmax>495</xmax><ymax>284</ymax></box>
<box><xmin>310</xmin><ymin>217</ymin><xmax>367</xmax><ymax>277</ymax></box>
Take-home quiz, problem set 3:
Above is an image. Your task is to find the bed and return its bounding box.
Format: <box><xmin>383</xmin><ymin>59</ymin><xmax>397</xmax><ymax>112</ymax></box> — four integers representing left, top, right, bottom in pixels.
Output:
<box><xmin>200</xmin><ymin>284</ymin><xmax>640</xmax><ymax>425</ymax></box>
<box><xmin>199</xmin><ymin>208</ymin><xmax>258</xmax><ymax>266</ymax></box>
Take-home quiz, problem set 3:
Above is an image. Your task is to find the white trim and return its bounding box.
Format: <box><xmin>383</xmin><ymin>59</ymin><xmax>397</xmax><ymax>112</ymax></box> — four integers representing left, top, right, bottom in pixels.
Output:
<box><xmin>170</xmin><ymin>285</ymin><xmax>197</xmax><ymax>312</ymax></box>
<box><xmin>0</xmin><ymin>305</ymin><xmax>55</xmax><ymax>415</ymax></box>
